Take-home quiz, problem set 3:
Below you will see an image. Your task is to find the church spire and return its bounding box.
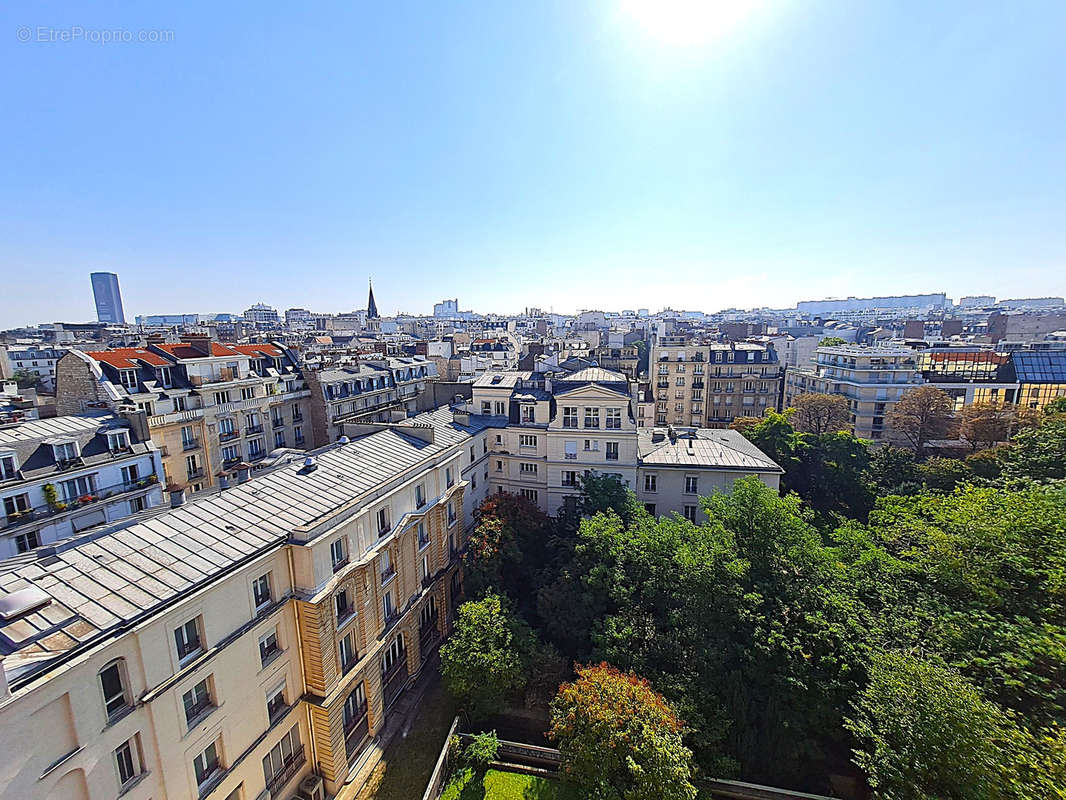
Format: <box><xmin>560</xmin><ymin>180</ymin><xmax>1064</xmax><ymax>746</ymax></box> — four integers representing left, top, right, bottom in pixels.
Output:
<box><xmin>367</xmin><ymin>279</ymin><xmax>379</xmax><ymax>319</ymax></box>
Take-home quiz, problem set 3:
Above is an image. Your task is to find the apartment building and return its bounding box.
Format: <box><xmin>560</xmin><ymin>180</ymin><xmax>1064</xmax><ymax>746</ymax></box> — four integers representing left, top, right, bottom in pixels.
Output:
<box><xmin>472</xmin><ymin>368</ymin><xmax>782</xmax><ymax>517</ymax></box>
<box><xmin>649</xmin><ymin>339</ymin><xmax>782</xmax><ymax>428</ymax></box>
<box><xmin>0</xmin><ymin>406</ymin><xmax>492</xmax><ymax>800</ymax></box>
<box><xmin>305</xmin><ymin>357</ymin><xmax>438</xmax><ymax>444</ymax></box>
<box><xmin>635</xmin><ymin>428</ymin><xmax>782</xmax><ymax>522</ymax></box>
<box><xmin>0</xmin><ymin>345</ymin><xmax>67</xmax><ymax>391</ymax></box>
<box><xmin>0</xmin><ymin>413</ymin><xmax>163</xmax><ymax>558</ymax></box>
<box><xmin>55</xmin><ymin>335</ymin><xmax>314</xmax><ymax>491</ymax></box>
<box><xmin>784</xmin><ymin>345</ymin><xmax>922</xmax><ymax>440</ymax></box>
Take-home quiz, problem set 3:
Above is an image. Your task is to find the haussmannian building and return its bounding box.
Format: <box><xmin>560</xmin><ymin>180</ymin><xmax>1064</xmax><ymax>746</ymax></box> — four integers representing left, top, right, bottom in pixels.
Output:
<box><xmin>0</xmin><ymin>406</ymin><xmax>492</xmax><ymax>800</ymax></box>
<box><xmin>55</xmin><ymin>335</ymin><xmax>314</xmax><ymax>492</ymax></box>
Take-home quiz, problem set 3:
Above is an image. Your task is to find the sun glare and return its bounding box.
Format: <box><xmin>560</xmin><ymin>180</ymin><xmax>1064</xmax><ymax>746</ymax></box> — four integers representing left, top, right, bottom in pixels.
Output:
<box><xmin>618</xmin><ymin>0</ymin><xmax>766</xmax><ymax>47</ymax></box>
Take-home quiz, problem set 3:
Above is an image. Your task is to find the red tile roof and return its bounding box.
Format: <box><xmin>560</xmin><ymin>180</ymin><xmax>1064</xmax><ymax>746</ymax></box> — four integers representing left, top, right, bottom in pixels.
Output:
<box><xmin>87</xmin><ymin>348</ymin><xmax>170</xmax><ymax>369</ymax></box>
<box><xmin>230</xmin><ymin>344</ymin><xmax>284</xmax><ymax>357</ymax></box>
<box><xmin>154</xmin><ymin>342</ymin><xmax>241</xmax><ymax>359</ymax></box>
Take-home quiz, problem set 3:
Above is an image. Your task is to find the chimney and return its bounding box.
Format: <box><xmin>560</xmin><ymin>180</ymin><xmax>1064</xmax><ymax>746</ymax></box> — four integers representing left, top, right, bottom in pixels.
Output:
<box><xmin>179</xmin><ymin>333</ymin><xmax>213</xmax><ymax>356</ymax></box>
<box><xmin>168</xmin><ymin>484</ymin><xmax>187</xmax><ymax>507</ymax></box>
<box><xmin>119</xmin><ymin>407</ymin><xmax>151</xmax><ymax>442</ymax></box>
<box><xmin>145</xmin><ymin>333</ymin><xmax>166</xmax><ymax>345</ymax></box>
<box><xmin>452</xmin><ymin>408</ymin><xmax>470</xmax><ymax>426</ymax></box>
<box><xmin>236</xmin><ymin>462</ymin><xmax>252</xmax><ymax>484</ymax></box>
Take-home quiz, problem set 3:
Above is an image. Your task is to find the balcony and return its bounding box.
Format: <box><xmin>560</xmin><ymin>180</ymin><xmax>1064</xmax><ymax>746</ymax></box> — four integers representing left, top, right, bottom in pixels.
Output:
<box><xmin>291</xmin><ymin>412</ymin><xmax>303</xmax><ymax>423</ymax></box>
<box><xmin>182</xmin><ymin>438</ymin><xmax>200</xmax><ymax>451</ymax></box>
<box><xmin>420</xmin><ymin>617</ymin><xmax>441</xmax><ymax>659</ymax></box>
<box><xmin>186</xmin><ymin>468</ymin><xmax>205</xmax><ymax>480</ymax></box>
<box><xmin>272</xmin><ymin>417</ymin><xmax>285</xmax><ymax>429</ymax></box>
<box><xmin>382</xmin><ymin>653</ymin><xmax>409</xmax><ymax>708</ymax></box>
<box><xmin>1</xmin><ymin>474</ymin><xmax>159</xmax><ymax>531</ymax></box>
<box><xmin>264</xmin><ymin>744</ymin><xmax>306</xmax><ymax>797</ymax></box>
<box><xmin>380</xmin><ymin>565</ymin><xmax>396</xmax><ymax>585</ymax></box>
<box><xmin>219</xmin><ymin>429</ymin><xmax>240</xmax><ymax>442</ymax></box>
<box><xmin>245</xmin><ymin>423</ymin><xmax>264</xmax><ymax>435</ymax></box>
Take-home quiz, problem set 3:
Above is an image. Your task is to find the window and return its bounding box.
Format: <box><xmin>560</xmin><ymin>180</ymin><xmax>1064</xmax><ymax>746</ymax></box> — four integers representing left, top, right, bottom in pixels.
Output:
<box><xmin>174</xmin><ymin>395</ymin><xmax>188</xmax><ymax>412</ymax></box>
<box><xmin>520</xmin><ymin>488</ymin><xmax>538</xmax><ymax>503</ymax></box>
<box><xmin>267</xmin><ymin>683</ymin><xmax>287</xmax><ymax>722</ymax></box>
<box><xmin>446</xmin><ymin>466</ymin><xmax>454</xmax><ymax>488</ymax></box>
<box><xmin>186</xmin><ymin>454</ymin><xmax>201</xmax><ymax>478</ymax></box>
<box><xmin>60</xmin><ymin>473</ymin><xmax>96</xmax><ymax>502</ymax></box>
<box><xmin>493</xmin><ymin>400</ymin><xmax>506</xmax><ymax>415</ymax></box>
<box><xmin>181</xmin><ymin>425</ymin><xmax>196</xmax><ymax>448</ymax></box>
<box><xmin>564</xmin><ymin>440</ymin><xmax>577</xmax><ymax>460</ymax></box>
<box><xmin>15</xmin><ymin>531</ymin><xmax>39</xmax><ymax>553</ymax></box>
<box><xmin>519</xmin><ymin>434</ymin><xmax>537</xmax><ymax>448</ymax></box>
<box><xmin>100</xmin><ymin>660</ymin><xmax>131</xmax><ymax>719</ymax></box>
<box><xmin>605</xmin><ymin>442</ymin><xmax>619</xmax><ymax>461</ymax></box>
<box><xmin>644</xmin><ymin>474</ymin><xmax>657</xmax><ymax>493</ymax></box>
<box><xmin>294</xmin><ymin>425</ymin><xmax>304</xmax><ymax>444</ymax></box>
<box><xmin>259</xmin><ymin>627</ymin><xmax>281</xmax><ymax>667</ymax></box>
<box><xmin>684</xmin><ymin>505</ymin><xmax>699</xmax><ymax>523</ymax></box>
<box><xmin>218</xmin><ymin>417</ymin><xmax>236</xmax><ymax>437</ymax></box>
<box><xmin>583</xmin><ymin>439</ymin><xmax>598</xmax><ymax>451</ymax></box>
<box><xmin>520</xmin><ymin>405</ymin><xmax>535</xmax><ymax>424</ymax></box>
<box><xmin>241</xmin><ymin>387</ymin><xmax>256</xmax><ymax>401</ymax></box>
<box><xmin>562</xmin><ymin>470</ymin><xmax>577</xmax><ymax>487</ymax></box>
<box><xmin>121</xmin><ymin>464</ymin><xmax>140</xmax><ymax>485</ymax></box>
<box><xmin>193</xmin><ymin>740</ymin><xmax>221</xmax><ymax>790</ymax></box>
<box><xmin>222</xmin><ymin>444</ymin><xmax>240</xmax><ymax>463</ymax></box>
<box><xmin>495</xmin><ymin>459</ymin><xmax>503</xmax><ymax>472</ymax></box>
<box><xmin>383</xmin><ymin>590</ymin><xmax>396</xmax><ymax>620</ymax></box>
<box><xmin>214</xmin><ymin>390</ymin><xmax>231</xmax><ymax>406</ymax></box>
<box><xmin>605</xmin><ymin>408</ymin><xmax>622</xmax><ymax>429</ymax></box>
<box><xmin>447</xmin><ymin>501</ymin><xmax>457</xmax><ymax>526</ymax></box>
<box><xmin>417</xmin><ymin>522</ymin><xmax>430</xmax><ymax>550</ymax></box>
<box><xmin>339</xmin><ymin>630</ymin><xmax>358</xmax><ymax>673</ymax></box>
<box><xmin>253</xmin><ymin>573</ymin><xmax>272</xmax><ymax>609</ymax></box>
<box><xmin>331</xmin><ymin>537</ymin><xmax>348</xmax><ymax>570</ymax></box>
<box><xmin>415</xmin><ymin>483</ymin><xmax>426</xmax><ymax>507</ymax></box>
<box><xmin>469</xmin><ymin>445</ymin><xmax>476</xmax><ymax>461</ymax></box>
<box><xmin>335</xmin><ymin>589</ymin><xmax>353</xmax><ymax>623</ymax></box>
<box><xmin>115</xmin><ymin>736</ymin><xmax>143</xmax><ymax>788</ymax></box>
<box><xmin>274</xmin><ymin>431</ymin><xmax>285</xmax><ymax>448</ymax></box>
<box><xmin>120</xmin><ymin>370</ymin><xmax>138</xmax><ymax>391</ymax></box>
<box><xmin>0</xmin><ymin>454</ymin><xmax>16</xmax><ymax>480</ymax></box>
<box><xmin>381</xmin><ymin>549</ymin><xmax>394</xmax><ymax>584</ymax></box>
<box><xmin>481</xmin><ymin>401</ymin><xmax>492</xmax><ymax>414</ymax></box>
<box><xmin>53</xmin><ymin>441</ymin><xmax>79</xmax><ymax>462</ymax></box>
<box><xmin>584</xmin><ymin>407</ymin><xmax>600</xmax><ymax>428</ymax></box>
<box><xmin>344</xmin><ymin>683</ymin><xmax>367</xmax><ymax>729</ymax></box>
<box><xmin>471</xmin><ymin>473</ymin><xmax>477</xmax><ymax>489</ymax></box>
<box><xmin>376</xmin><ymin>507</ymin><xmax>390</xmax><ymax>536</ymax></box>
<box><xmin>247</xmin><ymin>438</ymin><xmax>264</xmax><ymax>459</ymax></box>
<box><xmin>562</xmin><ymin>407</ymin><xmax>578</xmax><ymax>428</ymax></box>
<box><xmin>676</xmin><ymin>376</ymin><xmax>686</xmax><ymax>386</ymax></box>
<box><xmin>183</xmin><ymin>677</ymin><xmax>214</xmax><ymax>726</ymax></box>
<box><xmin>519</xmin><ymin>462</ymin><xmax>537</xmax><ymax>474</ymax></box>
<box><xmin>107</xmin><ymin>431</ymin><xmax>131</xmax><ymax>452</ymax></box>
<box><xmin>685</xmin><ymin>476</ymin><xmax>698</xmax><ymax>495</ymax></box>
<box><xmin>174</xmin><ymin>617</ymin><xmax>203</xmax><ymax>662</ymax></box>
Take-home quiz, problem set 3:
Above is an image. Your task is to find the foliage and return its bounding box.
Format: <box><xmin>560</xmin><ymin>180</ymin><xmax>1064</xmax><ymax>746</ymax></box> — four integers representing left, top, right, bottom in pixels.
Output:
<box><xmin>42</xmin><ymin>483</ymin><xmax>58</xmax><ymax>509</ymax></box>
<box><xmin>549</xmin><ymin>663</ymin><xmax>697</xmax><ymax>800</ymax></box>
<box><xmin>790</xmin><ymin>392</ymin><xmax>850</xmax><ymax>435</ymax></box>
<box><xmin>441</xmin><ymin>594</ymin><xmax>533</xmax><ymax>718</ymax></box>
<box><xmin>10</xmin><ymin>368</ymin><xmax>41</xmax><ymax>389</ymax></box>
<box><xmin>442</xmin><ymin>768</ymin><xmax>583</xmax><ymax>800</ymax></box>
<box><xmin>997</xmin><ymin>415</ymin><xmax>1066</xmax><ymax>483</ymax></box>
<box><xmin>886</xmin><ymin>386</ymin><xmax>956</xmax><ymax>455</ymax></box>
<box><xmin>866</xmin><ymin>446</ymin><xmax>920</xmax><ymax>495</ymax></box>
<box><xmin>958</xmin><ymin>402</ymin><xmax>1036</xmax><ymax>451</ymax></box>
<box><xmin>819</xmin><ymin>336</ymin><xmax>848</xmax><ymax>347</ymax></box>
<box><xmin>1043</xmin><ymin>396</ymin><xmax>1066</xmax><ymax>416</ymax></box>
<box><xmin>462</xmin><ymin>731</ymin><xmax>500</xmax><ymax>767</ymax></box>
<box><xmin>918</xmin><ymin>457</ymin><xmax>972</xmax><ymax>492</ymax></box>
<box><xmin>845</xmin><ymin>652</ymin><xmax>1028</xmax><ymax>800</ymax></box>
<box><xmin>965</xmin><ymin>447</ymin><xmax>1003</xmax><ymax>479</ymax></box>
<box><xmin>577</xmin><ymin>472</ymin><xmax>644</xmax><ymax>527</ymax></box>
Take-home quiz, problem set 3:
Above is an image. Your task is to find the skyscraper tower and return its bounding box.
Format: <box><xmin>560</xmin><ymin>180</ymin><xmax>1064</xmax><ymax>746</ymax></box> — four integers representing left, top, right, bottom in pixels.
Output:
<box><xmin>367</xmin><ymin>279</ymin><xmax>379</xmax><ymax>319</ymax></box>
<box><xmin>90</xmin><ymin>272</ymin><xmax>126</xmax><ymax>324</ymax></box>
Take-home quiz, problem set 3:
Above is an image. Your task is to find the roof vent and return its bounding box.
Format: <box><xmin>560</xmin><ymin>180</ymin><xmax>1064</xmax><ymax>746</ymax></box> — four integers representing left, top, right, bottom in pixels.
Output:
<box><xmin>303</xmin><ymin>456</ymin><xmax>316</xmax><ymax>468</ymax></box>
<box><xmin>337</xmin><ymin>436</ymin><xmax>350</xmax><ymax>444</ymax></box>
<box><xmin>0</xmin><ymin>587</ymin><xmax>51</xmax><ymax>620</ymax></box>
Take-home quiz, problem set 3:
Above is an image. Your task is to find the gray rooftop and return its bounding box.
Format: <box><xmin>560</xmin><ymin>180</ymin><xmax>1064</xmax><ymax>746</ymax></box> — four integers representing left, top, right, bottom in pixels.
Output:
<box><xmin>560</xmin><ymin>367</ymin><xmax>629</xmax><ymax>384</ymax></box>
<box><xmin>638</xmin><ymin>428</ymin><xmax>783</xmax><ymax>473</ymax></box>
<box><xmin>0</xmin><ymin>406</ymin><xmax>490</xmax><ymax>687</ymax></box>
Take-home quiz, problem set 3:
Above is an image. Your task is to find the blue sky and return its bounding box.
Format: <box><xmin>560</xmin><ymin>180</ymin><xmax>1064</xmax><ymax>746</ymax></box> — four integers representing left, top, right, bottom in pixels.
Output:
<box><xmin>1</xmin><ymin>1</ymin><xmax>1064</xmax><ymax>325</ymax></box>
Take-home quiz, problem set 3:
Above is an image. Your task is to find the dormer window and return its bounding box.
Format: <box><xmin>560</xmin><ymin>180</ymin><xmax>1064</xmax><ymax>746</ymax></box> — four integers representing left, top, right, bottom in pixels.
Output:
<box><xmin>158</xmin><ymin>366</ymin><xmax>173</xmax><ymax>388</ymax></box>
<box><xmin>53</xmin><ymin>441</ymin><xmax>79</xmax><ymax>463</ymax></box>
<box><xmin>119</xmin><ymin>369</ymin><xmax>138</xmax><ymax>391</ymax></box>
<box><xmin>0</xmin><ymin>452</ymin><xmax>17</xmax><ymax>480</ymax></box>
<box><xmin>106</xmin><ymin>430</ymin><xmax>131</xmax><ymax>453</ymax></box>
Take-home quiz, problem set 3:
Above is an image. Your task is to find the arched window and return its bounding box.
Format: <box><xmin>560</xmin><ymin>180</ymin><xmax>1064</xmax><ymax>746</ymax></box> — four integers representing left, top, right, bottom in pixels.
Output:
<box><xmin>99</xmin><ymin>659</ymin><xmax>131</xmax><ymax>720</ymax></box>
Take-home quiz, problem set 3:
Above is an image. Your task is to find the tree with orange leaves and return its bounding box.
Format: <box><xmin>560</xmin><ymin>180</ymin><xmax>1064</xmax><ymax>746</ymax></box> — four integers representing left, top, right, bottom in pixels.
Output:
<box><xmin>549</xmin><ymin>663</ymin><xmax>697</xmax><ymax>800</ymax></box>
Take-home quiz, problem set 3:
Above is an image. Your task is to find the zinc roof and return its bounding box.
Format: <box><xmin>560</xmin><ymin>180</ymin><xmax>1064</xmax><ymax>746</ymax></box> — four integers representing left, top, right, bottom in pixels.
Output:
<box><xmin>638</xmin><ymin>428</ymin><xmax>783</xmax><ymax>473</ymax></box>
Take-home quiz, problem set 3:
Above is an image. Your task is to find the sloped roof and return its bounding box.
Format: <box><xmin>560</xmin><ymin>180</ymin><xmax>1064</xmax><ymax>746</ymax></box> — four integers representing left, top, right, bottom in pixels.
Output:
<box><xmin>229</xmin><ymin>344</ymin><xmax>284</xmax><ymax>358</ymax></box>
<box><xmin>562</xmin><ymin>367</ymin><xmax>628</xmax><ymax>384</ymax></box>
<box><xmin>0</xmin><ymin>407</ymin><xmax>491</xmax><ymax>686</ymax></box>
<box><xmin>638</xmin><ymin>428</ymin><xmax>783</xmax><ymax>473</ymax></box>
<box><xmin>86</xmin><ymin>348</ymin><xmax>170</xmax><ymax>369</ymax></box>
<box><xmin>153</xmin><ymin>342</ymin><xmax>241</xmax><ymax>359</ymax></box>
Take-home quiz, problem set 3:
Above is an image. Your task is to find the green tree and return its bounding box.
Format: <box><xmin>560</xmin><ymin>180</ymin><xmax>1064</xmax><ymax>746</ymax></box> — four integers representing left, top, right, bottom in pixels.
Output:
<box><xmin>549</xmin><ymin>663</ymin><xmax>698</xmax><ymax>800</ymax></box>
<box><xmin>10</xmin><ymin>368</ymin><xmax>41</xmax><ymax>389</ymax></box>
<box><xmin>578</xmin><ymin>472</ymin><xmax>643</xmax><ymax>526</ymax></box>
<box><xmin>791</xmin><ymin>392</ymin><xmax>850</xmax><ymax>435</ymax></box>
<box><xmin>1043</xmin><ymin>396</ymin><xmax>1066</xmax><ymax>416</ymax></box>
<box><xmin>441</xmin><ymin>594</ymin><xmax>532</xmax><ymax>717</ymax></box>
<box><xmin>866</xmin><ymin>446</ymin><xmax>920</xmax><ymax>495</ymax></box>
<box><xmin>819</xmin><ymin>336</ymin><xmax>848</xmax><ymax>347</ymax></box>
<box><xmin>997</xmin><ymin>416</ymin><xmax>1066</xmax><ymax>483</ymax></box>
<box><xmin>919</xmin><ymin>457</ymin><xmax>972</xmax><ymax>492</ymax></box>
<box><xmin>845</xmin><ymin>652</ymin><xmax>1028</xmax><ymax>800</ymax></box>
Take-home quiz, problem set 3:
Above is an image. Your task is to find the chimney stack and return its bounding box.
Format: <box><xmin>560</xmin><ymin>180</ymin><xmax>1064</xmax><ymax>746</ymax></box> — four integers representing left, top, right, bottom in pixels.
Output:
<box><xmin>180</xmin><ymin>333</ymin><xmax>212</xmax><ymax>356</ymax></box>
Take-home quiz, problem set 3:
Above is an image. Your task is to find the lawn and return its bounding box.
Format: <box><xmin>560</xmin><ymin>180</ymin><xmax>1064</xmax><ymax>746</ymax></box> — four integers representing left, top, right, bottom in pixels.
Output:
<box><xmin>353</xmin><ymin>677</ymin><xmax>458</xmax><ymax>800</ymax></box>
<box><xmin>442</xmin><ymin>768</ymin><xmax>582</xmax><ymax>800</ymax></box>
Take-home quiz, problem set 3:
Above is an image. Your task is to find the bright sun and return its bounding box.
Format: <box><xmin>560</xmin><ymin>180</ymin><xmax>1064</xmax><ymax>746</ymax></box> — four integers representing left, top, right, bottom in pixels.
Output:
<box><xmin>618</xmin><ymin>0</ymin><xmax>766</xmax><ymax>47</ymax></box>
